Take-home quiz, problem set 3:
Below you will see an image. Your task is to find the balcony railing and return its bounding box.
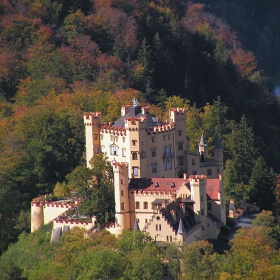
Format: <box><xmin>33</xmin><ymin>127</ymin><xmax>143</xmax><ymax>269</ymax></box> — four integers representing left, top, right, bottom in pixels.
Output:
<box><xmin>163</xmin><ymin>152</ymin><xmax>175</xmax><ymax>159</ymax></box>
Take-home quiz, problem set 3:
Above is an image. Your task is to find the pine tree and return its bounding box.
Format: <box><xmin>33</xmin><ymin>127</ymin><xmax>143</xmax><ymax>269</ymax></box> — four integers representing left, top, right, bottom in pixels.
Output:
<box><xmin>249</xmin><ymin>156</ymin><xmax>276</xmax><ymax>210</ymax></box>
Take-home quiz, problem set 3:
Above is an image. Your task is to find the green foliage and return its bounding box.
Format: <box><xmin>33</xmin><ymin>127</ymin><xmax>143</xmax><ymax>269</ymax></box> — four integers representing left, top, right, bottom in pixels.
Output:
<box><xmin>182</xmin><ymin>240</ymin><xmax>218</xmax><ymax>280</ymax></box>
<box><xmin>0</xmin><ymin>0</ymin><xmax>280</xmax><ymax>254</ymax></box>
<box><xmin>66</xmin><ymin>154</ymin><xmax>114</xmax><ymax>225</ymax></box>
<box><xmin>248</xmin><ymin>157</ymin><xmax>276</xmax><ymax>210</ymax></box>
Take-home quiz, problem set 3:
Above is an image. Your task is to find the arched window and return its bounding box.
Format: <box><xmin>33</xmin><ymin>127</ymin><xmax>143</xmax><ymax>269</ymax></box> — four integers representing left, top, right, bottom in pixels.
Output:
<box><xmin>110</xmin><ymin>145</ymin><xmax>118</xmax><ymax>155</ymax></box>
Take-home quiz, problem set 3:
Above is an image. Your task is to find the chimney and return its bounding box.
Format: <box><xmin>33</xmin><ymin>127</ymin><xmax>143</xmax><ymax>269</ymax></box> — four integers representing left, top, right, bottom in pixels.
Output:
<box><xmin>228</xmin><ymin>199</ymin><xmax>236</xmax><ymax>218</ymax></box>
<box><xmin>183</xmin><ymin>173</ymin><xmax>187</xmax><ymax>180</ymax></box>
<box><xmin>141</xmin><ymin>106</ymin><xmax>150</xmax><ymax>114</ymax></box>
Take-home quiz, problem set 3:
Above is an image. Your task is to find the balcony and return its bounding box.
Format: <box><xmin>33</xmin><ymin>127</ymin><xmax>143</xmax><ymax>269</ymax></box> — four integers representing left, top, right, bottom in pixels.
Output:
<box><xmin>163</xmin><ymin>152</ymin><xmax>175</xmax><ymax>159</ymax></box>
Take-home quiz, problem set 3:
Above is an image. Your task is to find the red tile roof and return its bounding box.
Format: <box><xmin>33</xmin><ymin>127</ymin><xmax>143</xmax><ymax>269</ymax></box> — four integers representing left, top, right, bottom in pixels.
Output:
<box><xmin>206</xmin><ymin>179</ymin><xmax>220</xmax><ymax>200</ymax></box>
<box><xmin>129</xmin><ymin>177</ymin><xmax>189</xmax><ymax>192</ymax></box>
<box><xmin>129</xmin><ymin>177</ymin><xmax>221</xmax><ymax>200</ymax></box>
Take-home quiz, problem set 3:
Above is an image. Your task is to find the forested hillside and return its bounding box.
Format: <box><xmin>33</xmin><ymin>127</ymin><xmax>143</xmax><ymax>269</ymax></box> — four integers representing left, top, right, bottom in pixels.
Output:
<box><xmin>2</xmin><ymin>213</ymin><xmax>280</xmax><ymax>279</ymax></box>
<box><xmin>0</xmin><ymin>0</ymin><xmax>280</xmax><ymax>254</ymax></box>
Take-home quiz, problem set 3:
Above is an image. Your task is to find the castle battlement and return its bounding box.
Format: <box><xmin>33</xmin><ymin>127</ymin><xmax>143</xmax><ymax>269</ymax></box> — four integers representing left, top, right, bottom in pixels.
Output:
<box><xmin>150</xmin><ymin>123</ymin><xmax>175</xmax><ymax>133</ymax></box>
<box><xmin>53</xmin><ymin>218</ymin><xmax>92</xmax><ymax>225</ymax></box>
<box><xmin>83</xmin><ymin>112</ymin><xmax>102</xmax><ymax>119</ymax></box>
<box><xmin>100</xmin><ymin>124</ymin><xmax>126</xmax><ymax>135</ymax></box>
<box><xmin>169</xmin><ymin>108</ymin><xmax>186</xmax><ymax>114</ymax></box>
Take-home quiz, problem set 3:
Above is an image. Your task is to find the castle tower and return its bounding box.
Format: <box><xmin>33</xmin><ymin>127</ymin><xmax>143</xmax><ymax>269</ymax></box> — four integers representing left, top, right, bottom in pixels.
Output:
<box><xmin>214</xmin><ymin>137</ymin><xmax>223</xmax><ymax>175</ymax></box>
<box><xmin>124</xmin><ymin>113</ymin><xmax>147</xmax><ymax>178</ymax></box>
<box><xmin>190</xmin><ymin>175</ymin><xmax>208</xmax><ymax>239</ymax></box>
<box><xmin>83</xmin><ymin>112</ymin><xmax>102</xmax><ymax>168</ymax></box>
<box><xmin>198</xmin><ymin>134</ymin><xmax>208</xmax><ymax>162</ymax></box>
<box><xmin>113</xmin><ymin>162</ymin><xmax>132</xmax><ymax>234</ymax></box>
<box><xmin>31</xmin><ymin>203</ymin><xmax>44</xmax><ymax>232</ymax></box>
<box><xmin>169</xmin><ymin>108</ymin><xmax>187</xmax><ymax>176</ymax></box>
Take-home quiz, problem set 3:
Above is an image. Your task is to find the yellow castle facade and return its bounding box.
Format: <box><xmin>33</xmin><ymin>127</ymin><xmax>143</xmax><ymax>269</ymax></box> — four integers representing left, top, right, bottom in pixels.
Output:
<box><xmin>84</xmin><ymin>101</ymin><xmax>228</xmax><ymax>243</ymax></box>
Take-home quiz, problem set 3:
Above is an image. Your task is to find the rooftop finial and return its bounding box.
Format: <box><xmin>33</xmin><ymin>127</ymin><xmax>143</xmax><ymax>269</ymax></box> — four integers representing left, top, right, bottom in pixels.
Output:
<box><xmin>132</xmin><ymin>98</ymin><xmax>140</xmax><ymax>106</ymax></box>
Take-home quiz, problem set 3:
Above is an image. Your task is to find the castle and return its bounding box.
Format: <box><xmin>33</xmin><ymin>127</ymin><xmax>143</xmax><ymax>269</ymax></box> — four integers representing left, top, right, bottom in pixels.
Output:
<box><xmin>83</xmin><ymin>99</ymin><xmax>223</xmax><ymax>179</ymax></box>
<box><xmin>31</xmin><ymin>100</ymin><xmax>228</xmax><ymax>244</ymax></box>
<box><xmin>84</xmin><ymin>101</ymin><xmax>228</xmax><ymax>243</ymax></box>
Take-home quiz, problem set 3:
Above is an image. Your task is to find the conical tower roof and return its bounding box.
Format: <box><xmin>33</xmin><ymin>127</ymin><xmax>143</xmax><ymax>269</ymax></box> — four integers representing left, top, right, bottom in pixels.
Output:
<box><xmin>214</xmin><ymin>137</ymin><xmax>223</xmax><ymax>149</ymax></box>
<box><xmin>199</xmin><ymin>134</ymin><xmax>207</xmax><ymax>147</ymax></box>
<box><xmin>133</xmin><ymin>219</ymin><xmax>140</xmax><ymax>231</ymax></box>
<box><xmin>177</xmin><ymin>217</ymin><xmax>186</xmax><ymax>235</ymax></box>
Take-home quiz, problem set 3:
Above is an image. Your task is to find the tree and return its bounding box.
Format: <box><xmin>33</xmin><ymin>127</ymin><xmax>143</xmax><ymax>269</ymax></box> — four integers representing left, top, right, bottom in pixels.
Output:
<box><xmin>223</xmin><ymin>116</ymin><xmax>259</xmax><ymax>202</ymax></box>
<box><xmin>218</xmin><ymin>226</ymin><xmax>279</xmax><ymax>279</ymax></box>
<box><xmin>0</xmin><ymin>263</ymin><xmax>27</xmax><ymax>280</ymax></box>
<box><xmin>248</xmin><ymin>156</ymin><xmax>276</xmax><ymax>210</ymax></box>
<box><xmin>66</xmin><ymin>154</ymin><xmax>115</xmax><ymax>225</ymax></box>
<box><xmin>77</xmin><ymin>248</ymin><xmax>125</xmax><ymax>280</ymax></box>
<box><xmin>125</xmin><ymin>244</ymin><xmax>164</xmax><ymax>280</ymax></box>
<box><xmin>252</xmin><ymin>210</ymin><xmax>275</xmax><ymax>227</ymax></box>
<box><xmin>182</xmin><ymin>240</ymin><xmax>218</xmax><ymax>280</ymax></box>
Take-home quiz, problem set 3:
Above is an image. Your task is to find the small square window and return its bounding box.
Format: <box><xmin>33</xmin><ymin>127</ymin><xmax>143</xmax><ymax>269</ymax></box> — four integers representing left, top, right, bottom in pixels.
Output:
<box><xmin>152</xmin><ymin>163</ymin><xmax>157</xmax><ymax>173</ymax></box>
<box><xmin>121</xmin><ymin>190</ymin><xmax>124</xmax><ymax>196</ymax></box>
<box><xmin>132</xmin><ymin>140</ymin><xmax>137</xmax><ymax>146</ymax></box>
<box><xmin>201</xmin><ymin>209</ymin><xmax>204</xmax><ymax>215</ymax></box>
<box><xmin>151</xmin><ymin>137</ymin><xmax>155</xmax><ymax>142</ymax></box>
<box><xmin>163</xmin><ymin>135</ymin><xmax>166</xmax><ymax>140</ymax></box>
<box><xmin>178</xmin><ymin>130</ymin><xmax>182</xmax><ymax>136</ymax></box>
<box><xmin>151</xmin><ymin>149</ymin><xmax>156</xmax><ymax>157</ymax></box>
<box><xmin>207</xmin><ymin>202</ymin><xmax>212</xmax><ymax>211</ymax></box>
<box><xmin>121</xmin><ymin>203</ymin><xmax>125</xmax><ymax>210</ymax></box>
<box><xmin>93</xmin><ymin>134</ymin><xmax>98</xmax><ymax>140</ymax></box>
<box><xmin>192</xmin><ymin>159</ymin><xmax>195</xmax><ymax>165</ymax></box>
<box><xmin>168</xmin><ymin>134</ymin><xmax>170</xmax><ymax>140</ymax></box>
<box><xmin>132</xmin><ymin>152</ymin><xmax>138</xmax><ymax>160</ymax></box>
<box><xmin>136</xmin><ymin>201</ymin><xmax>140</xmax><ymax>209</ymax></box>
<box><xmin>144</xmin><ymin>202</ymin><xmax>148</xmax><ymax>209</ymax></box>
<box><xmin>207</xmin><ymin>169</ymin><xmax>212</xmax><ymax>176</ymax></box>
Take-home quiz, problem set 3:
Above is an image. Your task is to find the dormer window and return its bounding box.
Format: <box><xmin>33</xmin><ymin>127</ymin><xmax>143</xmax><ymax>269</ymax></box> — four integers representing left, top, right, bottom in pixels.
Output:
<box><xmin>155</xmin><ymin>182</ymin><xmax>159</xmax><ymax>187</ymax></box>
<box><xmin>171</xmin><ymin>182</ymin><xmax>175</xmax><ymax>188</ymax></box>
